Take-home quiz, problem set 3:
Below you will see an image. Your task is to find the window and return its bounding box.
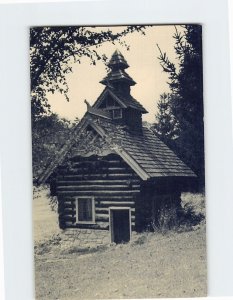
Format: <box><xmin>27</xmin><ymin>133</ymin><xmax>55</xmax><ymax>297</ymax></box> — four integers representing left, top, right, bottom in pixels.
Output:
<box><xmin>113</xmin><ymin>108</ymin><xmax>122</xmax><ymax>119</ymax></box>
<box><xmin>76</xmin><ymin>197</ymin><xmax>95</xmax><ymax>224</ymax></box>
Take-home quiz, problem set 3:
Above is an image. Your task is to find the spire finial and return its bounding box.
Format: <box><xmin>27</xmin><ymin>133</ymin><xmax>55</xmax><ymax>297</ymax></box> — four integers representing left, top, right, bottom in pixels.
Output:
<box><xmin>107</xmin><ymin>49</ymin><xmax>129</xmax><ymax>70</ymax></box>
<box><xmin>100</xmin><ymin>50</ymin><xmax>136</xmax><ymax>87</ymax></box>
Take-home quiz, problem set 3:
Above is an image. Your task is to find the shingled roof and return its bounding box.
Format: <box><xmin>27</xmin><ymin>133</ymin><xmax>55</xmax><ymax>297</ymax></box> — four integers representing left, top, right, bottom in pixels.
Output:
<box><xmin>98</xmin><ymin>118</ymin><xmax>196</xmax><ymax>178</ymax></box>
<box><xmin>38</xmin><ymin>113</ymin><xmax>196</xmax><ymax>184</ymax></box>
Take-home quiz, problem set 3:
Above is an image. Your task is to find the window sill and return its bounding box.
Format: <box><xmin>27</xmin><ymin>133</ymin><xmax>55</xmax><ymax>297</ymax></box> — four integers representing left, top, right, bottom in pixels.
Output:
<box><xmin>76</xmin><ymin>221</ymin><xmax>96</xmax><ymax>225</ymax></box>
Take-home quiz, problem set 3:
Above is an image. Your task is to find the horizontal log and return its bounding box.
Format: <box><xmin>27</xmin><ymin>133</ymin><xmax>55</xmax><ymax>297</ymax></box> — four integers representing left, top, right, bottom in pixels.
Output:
<box><xmin>95</xmin><ymin>214</ymin><xmax>109</xmax><ymax>221</ymax></box>
<box><xmin>95</xmin><ymin>207</ymin><xmax>110</xmax><ymax>213</ymax></box>
<box><xmin>96</xmin><ymin>209</ymin><xmax>135</xmax><ymax>216</ymax></box>
<box><xmin>60</xmin><ymin>215</ymin><xmax>76</xmax><ymax>222</ymax></box>
<box><xmin>61</xmin><ymin>215</ymin><xmax>109</xmax><ymax>224</ymax></box>
<box><xmin>95</xmin><ymin>196</ymin><xmax>134</xmax><ymax>200</ymax></box>
<box><xmin>71</xmin><ymin>160</ymin><xmax>126</xmax><ymax>167</ymax></box>
<box><xmin>62</xmin><ymin>199</ymin><xmax>75</xmax><ymax>203</ymax></box>
<box><xmin>63</xmin><ymin>167</ymin><xmax>130</xmax><ymax>173</ymax></box>
<box><xmin>61</xmin><ymin>208</ymin><xmax>136</xmax><ymax>217</ymax></box>
<box><xmin>61</xmin><ymin>214</ymin><xmax>135</xmax><ymax>224</ymax></box>
<box><xmin>57</xmin><ymin>173</ymin><xmax>139</xmax><ymax>180</ymax></box>
<box><xmin>59</xmin><ymin>196</ymin><xmax>135</xmax><ymax>203</ymax></box>
<box><xmin>57</xmin><ymin>185</ymin><xmax>140</xmax><ymax>191</ymax></box>
<box><xmin>57</xmin><ymin>179</ymin><xmax>140</xmax><ymax>186</ymax></box>
<box><xmin>60</xmin><ymin>196</ymin><xmax>137</xmax><ymax>203</ymax></box>
<box><xmin>57</xmin><ymin>196</ymin><xmax>73</xmax><ymax>200</ymax></box>
<box><xmin>95</xmin><ymin>214</ymin><xmax>135</xmax><ymax>222</ymax></box>
<box><xmin>62</xmin><ymin>202</ymin><xmax>75</xmax><ymax>208</ymax></box>
<box><xmin>97</xmin><ymin>201</ymin><xmax>135</xmax><ymax>207</ymax></box>
<box><xmin>64</xmin><ymin>221</ymin><xmax>74</xmax><ymax>227</ymax></box>
<box><xmin>60</xmin><ymin>171</ymin><xmax>134</xmax><ymax>178</ymax></box>
<box><xmin>95</xmin><ymin>207</ymin><xmax>136</xmax><ymax>213</ymax></box>
<box><xmin>57</xmin><ymin>190</ymin><xmax>140</xmax><ymax>196</ymax></box>
<box><xmin>59</xmin><ymin>199</ymin><xmax>74</xmax><ymax>204</ymax></box>
<box><xmin>62</xmin><ymin>203</ymin><xmax>74</xmax><ymax>209</ymax></box>
<box><xmin>63</xmin><ymin>208</ymin><xmax>75</xmax><ymax>214</ymax></box>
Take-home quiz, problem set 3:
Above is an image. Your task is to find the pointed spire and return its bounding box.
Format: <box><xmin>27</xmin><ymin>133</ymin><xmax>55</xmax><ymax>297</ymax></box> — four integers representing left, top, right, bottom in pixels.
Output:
<box><xmin>100</xmin><ymin>49</ymin><xmax>136</xmax><ymax>87</ymax></box>
<box><xmin>107</xmin><ymin>49</ymin><xmax>129</xmax><ymax>70</ymax></box>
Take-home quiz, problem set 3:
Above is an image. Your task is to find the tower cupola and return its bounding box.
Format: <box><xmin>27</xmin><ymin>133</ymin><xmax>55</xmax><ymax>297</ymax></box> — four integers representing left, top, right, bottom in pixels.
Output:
<box><xmin>100</xmin><ymin>49</ymin><xmax>136</xmax><ymax>95</ymax></box>
<box><xmin>93</xmin><ymin>50</ymin><xmax>148</xmax><ymax>131</ymax></box>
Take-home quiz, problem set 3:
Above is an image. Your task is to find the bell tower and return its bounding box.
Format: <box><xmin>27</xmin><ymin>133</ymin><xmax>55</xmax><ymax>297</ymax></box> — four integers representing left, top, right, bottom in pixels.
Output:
<box><xmin>100</xmin><ymin>49</ymin><xmax>136</xmax><ymax>96</ymax></box>
<box><xmin>93</xmin><ymin>50</ymin><xmax>148</xmax><ymax>131</ymax></box>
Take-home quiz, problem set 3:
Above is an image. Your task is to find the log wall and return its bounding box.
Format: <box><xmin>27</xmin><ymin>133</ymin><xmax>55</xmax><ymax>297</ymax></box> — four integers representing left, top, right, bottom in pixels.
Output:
<box><xmin>135</xmin><ymin>180</ymin><xmax>182</xmax><ymax>231</ymax></box>
<box><xmin>55</xmin><ymin>154</ymin><xmax>141</xmax><ymax>230</ymax></box>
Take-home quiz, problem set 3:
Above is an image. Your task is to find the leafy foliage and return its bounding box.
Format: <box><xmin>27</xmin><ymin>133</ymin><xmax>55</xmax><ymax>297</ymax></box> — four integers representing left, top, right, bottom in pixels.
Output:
<box><xmin>30</xmin><ymin>26</ymin><xmax>146</xmax><ymax>120</ymax></box>
<box><xmin>154</xmin><ymin>25</ymin><xmax>204</xmax><ymax>188</ymax></box>
<box><xmin>32</xmin><ymin>113</ymin><xmax>76</xmax><ymax>179</ymax></box>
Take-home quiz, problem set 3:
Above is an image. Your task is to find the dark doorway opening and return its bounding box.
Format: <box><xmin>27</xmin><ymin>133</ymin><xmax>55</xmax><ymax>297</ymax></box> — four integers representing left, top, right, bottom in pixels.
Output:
<box><xmin>110</xmin><ymin>209</ymin><xmax>131</xmax><ymax>244</ymax></box>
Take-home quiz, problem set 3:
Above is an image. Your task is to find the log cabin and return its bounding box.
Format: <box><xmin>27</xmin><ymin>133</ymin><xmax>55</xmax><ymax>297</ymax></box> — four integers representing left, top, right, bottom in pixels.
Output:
<box><xmin>38</xmin><ymin>50</ymin><xmax>196</xmax><ymax>244</ymax></box>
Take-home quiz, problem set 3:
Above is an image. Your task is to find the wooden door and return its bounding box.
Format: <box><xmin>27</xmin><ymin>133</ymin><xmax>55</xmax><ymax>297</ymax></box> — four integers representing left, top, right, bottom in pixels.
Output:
<box><xmin>111</xmin><ymin>209</ymin><xmax>130</xmax><ymax>244</ymax></box>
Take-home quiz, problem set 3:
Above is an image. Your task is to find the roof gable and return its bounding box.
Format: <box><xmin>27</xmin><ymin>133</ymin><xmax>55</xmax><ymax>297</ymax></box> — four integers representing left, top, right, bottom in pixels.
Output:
<box><xmin>93</xmin><ymin>87</ymin><xmax>148</xmax><ymax>113</ymax></box>
<box><xmin>94</xmin><ymin>87</ymin><xmax>127</xmax><ymax>109</ymax></box>
<box><xmin>38</xmin><ymin>115</ymin><xmax>196</xmax><ymax>184</ymax></box>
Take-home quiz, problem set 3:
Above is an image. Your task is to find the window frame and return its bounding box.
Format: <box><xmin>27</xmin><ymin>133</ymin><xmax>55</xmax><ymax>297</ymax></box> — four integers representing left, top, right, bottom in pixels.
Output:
<box><xmin>75</xmin><ymin>196</ymin><xmax>95</xmax><ymax>224</ymax></box>
<box><xmin>112</xmin><ymin>108</ymin><xmax>123</xmax><ymax>119</ymax></box>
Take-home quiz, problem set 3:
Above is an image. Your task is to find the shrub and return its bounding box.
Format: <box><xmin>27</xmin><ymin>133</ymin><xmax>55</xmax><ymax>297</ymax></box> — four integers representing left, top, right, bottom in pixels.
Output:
<box><xmin>151</xmin><ymin>197</ymin><xmax>205</xmax><ymax>233</ymax></box>
<box><xmin>177</xmin><ymin>203</ymin><xmax>204</xmax><ymax>227</ymax></box>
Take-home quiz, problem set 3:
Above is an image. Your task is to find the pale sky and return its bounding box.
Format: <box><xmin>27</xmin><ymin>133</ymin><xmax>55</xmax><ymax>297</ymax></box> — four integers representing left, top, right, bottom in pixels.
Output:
<box><xmin>47</xmin><ymin>25</ymin><xmax>180</xmax><ymax>123</ymax></box>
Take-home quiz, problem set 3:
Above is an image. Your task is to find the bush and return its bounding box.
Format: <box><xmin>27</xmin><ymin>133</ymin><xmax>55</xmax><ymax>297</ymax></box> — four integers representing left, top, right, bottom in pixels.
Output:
<box><xmin>151</xmin><ymin>195</ymin><xmax>205</xmax><ymax>233</ymax></box>
<box><xmin>177</xmin><ymin>203</ymin><xmax>204</xmax><ymax>228</ymax></box>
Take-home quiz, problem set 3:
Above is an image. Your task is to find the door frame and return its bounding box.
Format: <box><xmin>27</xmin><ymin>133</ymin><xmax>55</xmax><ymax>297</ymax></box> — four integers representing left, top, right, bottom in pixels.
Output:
<box><xmin>109</xmin><ymin>207</ymin><xmax>132</xmax><ymax>243</ymax></box>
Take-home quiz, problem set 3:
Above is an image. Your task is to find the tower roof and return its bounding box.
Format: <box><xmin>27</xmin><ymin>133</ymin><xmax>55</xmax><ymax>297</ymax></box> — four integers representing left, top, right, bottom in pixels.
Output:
<box><xmin>107</xmin><ymin>49</ymin><xmax>129</xmax><ymax>69</ymax></box>
<box><xmin>100</xmin><ymin>70</ymin><xmax>136</xmax><ymax>86</ymax></box>
<box><xmin>100</xmin><ymin>49</ymin><xmax>136</xmax><ymax>86</ymax></box>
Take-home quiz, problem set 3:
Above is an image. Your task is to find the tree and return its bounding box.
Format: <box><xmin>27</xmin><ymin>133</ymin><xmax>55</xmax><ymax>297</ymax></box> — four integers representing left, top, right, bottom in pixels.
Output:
<box><xmin>30</xmin><ymin>26</ymin><xmax>145</xmax><ymax>120</ymax></box>
<box><xmin>155</xmin><ymin>25</ymin><xmax>204</xmax><ymax>187</ymax></box>
<box><xmin>32</xmin><ymin>113</ymin><xmax>76</xmax><ymax>179</ymax></box>
<box><xmin>154</xmin><ymin>93</ymin><xmax>178</xmax><ymax>146</ymax></box>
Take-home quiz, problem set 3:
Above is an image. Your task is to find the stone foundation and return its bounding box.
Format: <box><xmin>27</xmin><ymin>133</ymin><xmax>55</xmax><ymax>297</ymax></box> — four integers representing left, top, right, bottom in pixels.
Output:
<box><xmin>60</xmin><ymin>228</ymin><xmax>138</xmax><ymax>249</ymax></box>
<box><xmin>60</xmin><ymin>228</ymin><xmax>110</xmax><ymax>249</ymax></box>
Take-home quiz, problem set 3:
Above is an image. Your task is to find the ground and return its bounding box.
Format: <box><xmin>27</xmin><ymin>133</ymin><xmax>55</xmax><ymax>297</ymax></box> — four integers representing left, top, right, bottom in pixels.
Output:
<box><xmin>33</xmin><ymin>186</ymin><xmax>207</xmax><ymax>300</ymax></box>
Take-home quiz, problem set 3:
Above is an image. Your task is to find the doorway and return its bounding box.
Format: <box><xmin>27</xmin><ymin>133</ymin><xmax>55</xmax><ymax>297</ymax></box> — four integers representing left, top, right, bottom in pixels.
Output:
<box><xmin>110</xmin><ymin>208</ymin><xmax>131</xmax><ymax>244</ymax></box>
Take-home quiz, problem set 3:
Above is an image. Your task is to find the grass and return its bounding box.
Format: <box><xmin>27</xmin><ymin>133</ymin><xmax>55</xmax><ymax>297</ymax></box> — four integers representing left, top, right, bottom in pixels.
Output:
<box><xmin>33</xmin><ymin>187</ymin><xmax>207</xmax><ymax>299</ymax></box>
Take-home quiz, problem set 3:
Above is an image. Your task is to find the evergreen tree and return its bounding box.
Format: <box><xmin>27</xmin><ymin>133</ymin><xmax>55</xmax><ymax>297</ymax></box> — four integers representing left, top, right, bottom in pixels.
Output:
<box><xmin>155</xmin><ymin>25</ymin><xmax>204</xmax><ymax>187</ymax></box>
<box><xmin>154</xmin><ymin>93</ymin><xmax>178</xmax><ymax>146</ymax></box>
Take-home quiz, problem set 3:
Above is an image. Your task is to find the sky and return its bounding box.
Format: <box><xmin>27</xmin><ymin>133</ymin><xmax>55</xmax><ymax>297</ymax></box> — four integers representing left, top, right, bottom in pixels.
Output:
<box><xmin>47</xmin><ymin>25</ymin><xmax>180</xmax><ymax>123</ymax></box>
